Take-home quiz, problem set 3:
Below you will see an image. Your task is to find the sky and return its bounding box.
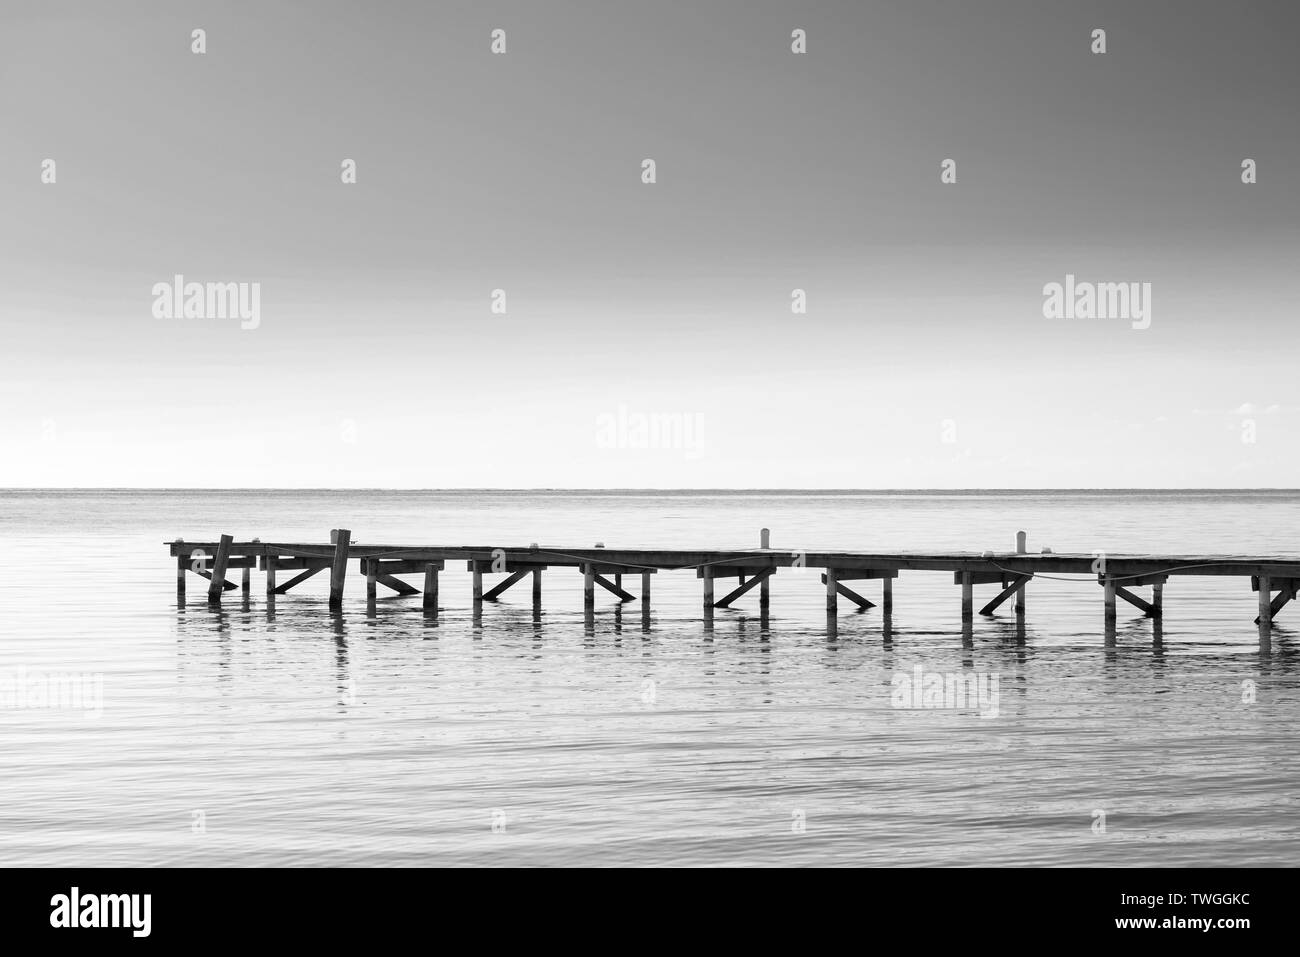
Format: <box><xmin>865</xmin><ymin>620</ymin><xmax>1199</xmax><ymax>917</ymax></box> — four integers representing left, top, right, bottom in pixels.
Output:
<box><xmin>1</xmin><ymin>0</ymin><xmax>1298</xmax><ymax>487</ymax></box>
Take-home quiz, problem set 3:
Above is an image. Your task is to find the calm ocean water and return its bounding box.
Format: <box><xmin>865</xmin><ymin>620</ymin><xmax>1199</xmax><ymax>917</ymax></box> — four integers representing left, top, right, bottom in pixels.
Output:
<box><xmin>0</xmin><ymin>489</ymin><xmax>1297</xmax><ymax>867</ymax></box>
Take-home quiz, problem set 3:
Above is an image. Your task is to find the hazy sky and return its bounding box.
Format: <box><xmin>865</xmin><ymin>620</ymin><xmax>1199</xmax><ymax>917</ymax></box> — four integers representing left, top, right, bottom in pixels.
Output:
<box><xmin>2</xmin><ymin>0</ymin><xmax>1297</xmax><ymax>487</ymax></box>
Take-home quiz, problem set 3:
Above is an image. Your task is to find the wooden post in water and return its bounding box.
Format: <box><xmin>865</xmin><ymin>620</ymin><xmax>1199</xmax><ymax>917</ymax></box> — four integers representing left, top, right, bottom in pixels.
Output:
<box><xmin>1257</xmin><ymin>574</ymin><xmax>1272</xmax><ymax>628</ymax></box>
<box><xmin>583</xmin><ymin>564</ymin><xmax>595</xmax><ymax>612</ymax></box>
<box><xmin>759</xmin><ymin>528</ymin><xmax>771</xmax><ymax>611</ymax></box>
<box><xmin>641</xmin><ymin>571</ymin><xmax>651</xmax><ymax>608</ymax></box>
<box><xmin>825</xmin><ymin>567</ymin><xmax>838</xmax><ymax>613</ymax></box>
<box><xmin>960</xmin><ymin>570</ymin><xmax>973</xmax><ymax>622</ymax></box>
<box><xmin>472</xmin><ymin>563</ymin><xmax>484</xmax><ymax>610</ymax></box>
<box><xmin>424</xmin><ymin>563</ymin><xmax>439</xmax><ymax>615</ymax></box>
<box><xmin>702</xmin><ymin>565</ymin><xmax>714</xmax><ymax>611</ymax></box>
<box><xmin>265</xmin><ymin>550</ymin><xmax>277</xmax><ymax>597</ymax></box>
<box><xmin>208</xmin><ymin>534</ymin><xmax>233</xmax><ymax>603</ymax></box>
<box><xmin>175</xmin><ymin>539</ymin><xmax>186</xmax><ymax>602</ymax></box>
<box><xmin>532</xmin><ymin>568</ymin><xmax>541</xmax><ymax>611</ymax></box>
<box><xmin>1014</xmin><ymin>531</ymin><xmax>1027</xmax><ymax>617</ymax></box>
<box><xmin>366</xmin><ymin>559</ymin><xmax>377</xmax><ymax>602</ymax></box>
<box><xmin>329</xmin><ymin>529</ymin><xmax>351</xmax><ymax>610</ymax></box>
<box><xmin>883</xmin><ymin>577</ymin><xmax>893</xmax><ymax>615</ymax></box>
<box><xmin>244</xmin><ymin>538</ymin><xmax>257</xmax><ymax>595</ymax></box>
<box><xmin>1151</xmin><ymin>581</ymin><xmax>1163</xmax><ymax>619</ymax></box>
<box><xmin>1103</xmin><ymin>575</ymin><xmax>1117</xmax><ymax>626</ymax></box>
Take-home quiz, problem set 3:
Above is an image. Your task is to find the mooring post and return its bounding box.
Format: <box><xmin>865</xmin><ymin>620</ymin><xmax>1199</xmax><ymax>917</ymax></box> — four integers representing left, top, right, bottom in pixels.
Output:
<box><xmin>329</xmin><ymin>528</ymin><xmax>351</xmax><ymax>610</ymax></box>
<box><xmin>532</xmin><ymin>568</ymin><xmax>541</xmax><ymax>610</ymax></box>
<box><xmin>424</xmin><ymin>563</ymin><xmax>439</xmax><ymax>615</ymax></box>
<box><xmin>883</xmin><ymin>576</ymin><xmax>893</xmax><ymax>615</ymax></box>
<box><xmin>960</xmin><ymin>571</ymin><xmax>973</xmax><ymax>621</ymax></box>
<box><xmin>208</xmin><ymin>534</ymin><xmax>233</xmax><ymax>603</ymax></box>
<box><xmin>244</xmin><ymin>538</ymin><xmax>257</xmax><ymax>595</ymax></box>
<box><xmin>1014</xmin><ymin>530</ymin><xmax>1027</xmax><ymax>616</ymax></box>
<box><xmin>826</xmin><ymin>567</ymin><xmax>838</xmax><ymax>614</ymax></box>
<box><xmin>759</xmin><ymin>528</ymin><xmax>771</xmax><ymax>610</ymax></box>
<box><xmin>1103</xmin><ymin>575</ymin><xmax>1117</xmax><ymax>625</ymax></box>
<box><xmin>1258</xmin><ymin>574</ymin><xmax>1272</xmax><ymax>628</ymax></box>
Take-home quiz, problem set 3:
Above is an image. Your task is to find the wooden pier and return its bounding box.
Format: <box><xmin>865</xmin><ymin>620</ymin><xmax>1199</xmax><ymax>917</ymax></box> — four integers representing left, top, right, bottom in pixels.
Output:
<box><xmin>167</xmin><ymin>528</ymin><xmax>1299</xmax><ymax>643</ymax></box>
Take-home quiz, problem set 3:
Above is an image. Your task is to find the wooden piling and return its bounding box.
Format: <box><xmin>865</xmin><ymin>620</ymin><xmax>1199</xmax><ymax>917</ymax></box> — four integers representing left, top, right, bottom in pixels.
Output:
<box><xmin>366</xmin><ymin>559</ymin><xmax>377</xmax><ymax>602</ymax></box>
<box><xmin>265</xmin><ymin>551</ymin><xmax>277</xmax><ymax>597</ymax></box>
<box><xmin>208</xmin><ymin>534</ymin><xmax>233</xmax><ymax>603</ymax></box>
<box><xmin>1014</xmin><ymin>531</ymin><xmax>1027</xmax><ymax>616</ymax></box>
<box><xmin>473</xmin><ymin>564</ymin><xmax>484</xmax><ymax>608</ymax></box>
<box><xmin>702</xmin><ymin>565</ymin><xmax>714</xmax><ymax>610</ymax></box>
<box><xmin>176</xmin><ymin>547</ymin><xmax>187</xmax><ymax>602</ymax></box>
<box><xmin>532</xmin><ymin>568</ymin><xmax>541</xmax><ymax>610</ymax></box>
<box><xmin>960</xmin><ymin>571</ymin><xmax>973</xmax><ymax>621</ymax></box>
<box><xmin>1103</xmin><ymin>575</ymin><xmax>1117</xmax><ymax>625</ymax></box>
<box><xmin>883</xmin><ymin>576</ymin><xmax>893</xmax><ymax>615</ymax></box>
<box><xmin>826</xmin><ymin>567</ymin><xmax>838</xmax><ymax>613</ymax></box>
<box><xmin>641</xmin><ymin>570</ymin><xmax>651</xmax><ymax>608</ymax></box>
<box><xmin>329</xmin><ymin>528</ymin><xmax>351</xmax><ymax>610</ymax></box>
<box><xmin>1258</xmin><ymin>574</ymin><xmax>1272</xmax><ymax>627</ymax></box>
<box><xmin>424</xmin><ymin>563</ymin><xmax>439</xmax><ymax>614</ymax></box>
<box><xmin>759</xmin><ymin>528</ymin><xmax>771</xmax><ymax>609</ymax></box>
<box><xmin>1151</xmin><ymin>581</ymin><xmax>1163</xmax><ymax>618</ymax></box>
<box><xmin>583</xmin><ymin>564</ymin><xmax>594</xmax><ymax>611</ymax></box>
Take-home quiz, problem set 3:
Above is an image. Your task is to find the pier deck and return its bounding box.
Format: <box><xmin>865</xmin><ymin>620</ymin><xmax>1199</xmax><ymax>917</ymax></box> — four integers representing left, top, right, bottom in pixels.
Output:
<box><xmin>167</xmin><ymin>530</ymin><xmax>1300</xmax><ymax>638</ymax></box>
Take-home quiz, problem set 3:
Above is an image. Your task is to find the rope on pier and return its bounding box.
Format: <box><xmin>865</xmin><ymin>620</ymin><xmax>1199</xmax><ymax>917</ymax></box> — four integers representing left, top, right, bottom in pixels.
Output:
<box><xmin>989</xmin><ymin>559</ymin><xmax>1252</xmax><ymax>584</ymax></box>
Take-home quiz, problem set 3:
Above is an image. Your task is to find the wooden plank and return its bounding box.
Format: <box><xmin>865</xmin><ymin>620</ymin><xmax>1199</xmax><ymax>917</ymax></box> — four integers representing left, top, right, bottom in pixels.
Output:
<box><xmin>715</xmin><ymin>568</ymin><xmax>773</xmax><ymax>608</ymax></box>
<box><xmin>194</xmin><ymin>570</ymin><xmax>237</xmax><ymax>591</ymax></box>
<box><xmin>979</xmin><ymin>574</ymin><xmax>1031</xmax><ymax>615</ymax></box>
<box><xmin>373</xmin><ymin>573</ymin><xmax>418</xmax><ymax>595</ymax></box>
<box><xmin>482</xmin><ymin>569</ymin><xmax>529</xmax><ymax>601</ymax></box>
<box><xmin>1255</xmin><ymin>578</ymin><xmax>1295</xmax><ymax>624</ymax></box>
<box><xmin>593</xmin><ymin>573</ymin><xmax>635</xmax><ymax>602</ymax></box>
<box><xmin>208</xmin><ymin>534</ymin><xmax>233</xmax><ymax>602</ymax></box>
<box><xmin>820</xmin><ymin>573</ymin><xmax>873</xmax><ymax>610</ymax></box>
<box><xmin>954</xmin><ymin>570</ymin><xmax>1005</xmax><ymax>585</ymax></box>
<box><xmin>274</xmin><ymin>565</ymin><xmax>325</xmax><ymax>594</ymax></box>
<box><xmin>329</xmin><ymin>529</ymin><xmax>351</xmax><ymax>609</ymax></box>
<box><xmin>362</xmin><ymin>559</ymin><xmax>446</xmax><ymax>576</ymax></box>
<box><xmin>1114</xmin><ymin>585</ymin><xmax>1155</xmax><ymax>616</ymax></box>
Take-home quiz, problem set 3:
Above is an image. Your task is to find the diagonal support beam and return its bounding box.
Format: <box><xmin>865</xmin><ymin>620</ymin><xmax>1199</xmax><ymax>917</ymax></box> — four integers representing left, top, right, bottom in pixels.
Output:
<box><xmin>1255</xmin><ymin>580</ymin><xmax>1297</xmax><ymax>624</ymax></box>
<box><xmin>482</xmin><ymin>569</ymin><xmax>529</xmax><ymax>601</ymax></box>
<box><xmin>194</xmin><ymin>570</ymin><xmax>237</xmax><ymax>592</ymax></box>
<box><xmin>714</xmin><ymin>568</ymin><xmax>773</xmax><ymax>608</ymax></box>
<box><xmin>274</xmin><ymin>565</ymin><xmax>326</xmax><ymax>594</ymax></box>
<box><xmin>820</xmin><ymin>573</ymin><xmax>875</xmax><ymax>610</ymax></box>
<box><xmin>592</xmin><ymin>572</ymin><xmax>635</xmax><ymax>602</ymax></box>
<box><xmin>1114</xmin><ymin>585</ymin><xmax>1155</xmax><ymax>616</ymax></box>
<box><xmin>375</xmin><ymin>573</ymin><xmax>419</xmax><ymax>596</ymax></box>
<box><xmin>980</xmin><ymin>574</ymin><xmax>1032</xmax><ymax>615</ymax></box>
